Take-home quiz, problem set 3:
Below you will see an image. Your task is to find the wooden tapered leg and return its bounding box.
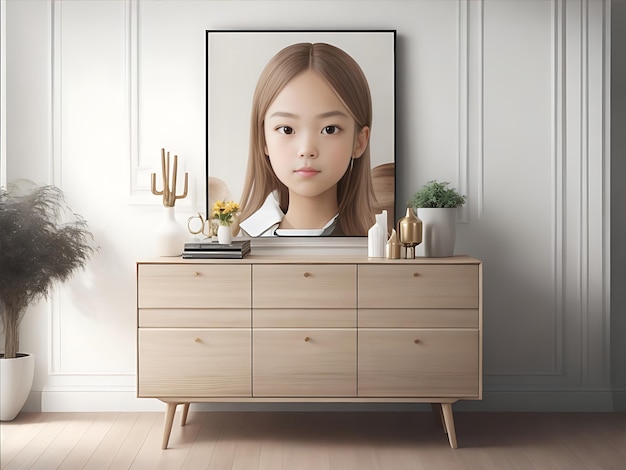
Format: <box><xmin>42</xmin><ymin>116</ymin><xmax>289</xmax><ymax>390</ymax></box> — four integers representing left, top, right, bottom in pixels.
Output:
<box><xmin>441</xmin><ymin>403</ymin><xmax>458</xmax><ymax>448</ymax></box>
<box><xmin>181</xmin><ymin>403</ymin><xmax>190</xmax><ymax>426</ymax></box>
<box><xmin>162</xmin><ymin>402</ymin><xmax>178</xmax><ymax>450</ymax></box>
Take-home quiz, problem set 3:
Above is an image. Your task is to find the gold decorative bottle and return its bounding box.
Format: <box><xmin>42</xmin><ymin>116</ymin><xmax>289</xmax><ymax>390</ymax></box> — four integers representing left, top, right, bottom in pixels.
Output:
<box><xmin>397</xmin><ymin>207</ymin><xmax>422</xmax><ymax>258</ymax></box>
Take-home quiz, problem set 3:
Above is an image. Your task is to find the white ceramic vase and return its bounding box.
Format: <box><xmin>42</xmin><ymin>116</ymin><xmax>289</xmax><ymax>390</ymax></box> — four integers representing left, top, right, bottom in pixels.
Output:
<box><xmin>367</xmin><ymin>219</ymin><xmax>383</xmax><ymax>258</ymax></box>
<box><xmin>154</xmin><ymin>206</ymin><xmax>187</xmax><ymax>256</ymax></box>
<box><xmin>0</xmin><ymin>353</ymin><xmax>35</xmax><ymax>421</ymax></box>
<box><xmin>417</xmin><ymin>207</ymin><xmax>458</xmax><ymax>257</ymax></box>
<box><xmin>217</xmin><ymin>224</ymin><xmax>233</xmax><ymax>245</ymax></box>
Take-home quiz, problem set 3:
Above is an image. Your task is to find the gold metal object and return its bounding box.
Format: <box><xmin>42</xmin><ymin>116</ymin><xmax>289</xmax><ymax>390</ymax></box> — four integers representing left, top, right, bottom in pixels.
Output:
<box><xmin>187</xmin><ymin>212</ymin><xmax>213</xmax><ymax>238</ymax></box>
<box><xmin>385</xmin><ymin>229</ymin><xmax>401</xmax><ymax>259</ymax></box>
<box><xmin>194</xmin><ymin>338</ymin><xmax>201</xmax><ymax>343</ymax></box>
<box><xmin>304</xmin><ymin>337</ymin><xmax>311</xmax><ymax>342</ymax></box>
<box><xmin>397</xmin><ymin>207</ymin><xmax>423</xmax><ymax>259</ymax></box>
<box><xmin>151</xmin><ymin>148</ymin><xmax>189</xmax><ymax>207</ymax></box>
<box><xmin>303</xmin><ymin>272</ymin><xmax>311</xmax><ymax>277</ymax></box>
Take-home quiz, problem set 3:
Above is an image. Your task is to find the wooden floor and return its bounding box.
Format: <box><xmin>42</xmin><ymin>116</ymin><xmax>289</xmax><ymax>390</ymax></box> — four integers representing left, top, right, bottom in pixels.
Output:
<box><xmin>1</xmin><ymin>411</ymin><xmax>625</xmax><ymax>469</ymax></box>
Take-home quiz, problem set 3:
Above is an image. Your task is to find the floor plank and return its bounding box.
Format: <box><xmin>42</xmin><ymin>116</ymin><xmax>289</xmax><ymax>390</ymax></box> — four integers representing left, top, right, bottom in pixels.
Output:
<box><xmin>2</xmin><ymin>412</ymin><xmax>76</xmax><ymax>470</ymax></box>
<box><xmin>1</xmin><ymin>411</ymin><xmax>625</xmax><ymax>470</ymax></box>
<box><xmin>82</xmin><ymin>412</ymin><xmax>140</xmax><ymax>469</ymax></box>
<box><xmin>108</xmin><ymin>412</ymin><xmax>159</xmax><ymax>469</ymax></box>
<box><xmin>30</xmin><ymin>412</ymin><xmax>99</xmax><ymax>470</ymax></box>
<box><xmin>57</xmin><ymin>413</ymin><xmax>120</xmax><ymax>470</ymax></box>
<box><xmin>1</xmin><ymin>412</ymin><xmax>54</xmax><ymax>466</ymax></box>
<box><xmin>179</xmin><ymin>411</ymin><xmax>224</xmax><ymax>470</ymax></box>
<box><xmin>206</xmin><ymin>412</ymin><xmax>246</xmax><ymax>470</ymax></box>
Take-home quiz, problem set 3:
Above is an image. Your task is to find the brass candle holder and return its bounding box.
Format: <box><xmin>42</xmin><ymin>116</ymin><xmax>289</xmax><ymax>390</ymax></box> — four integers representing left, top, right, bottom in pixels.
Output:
<box><xmin>397</xmin><ymin>207</ymin><xmax>422</xmax><ymax>259</ymax></box>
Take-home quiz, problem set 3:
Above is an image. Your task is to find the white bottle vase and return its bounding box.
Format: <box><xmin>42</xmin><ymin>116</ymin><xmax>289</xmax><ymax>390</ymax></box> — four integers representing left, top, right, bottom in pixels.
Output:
<box><xmin>368</xmin><ymin>220</ymin><xmax>383</xmax><ymax>258</ymax></box>
<box><xmin>416</xmin><ymin>207</ymin><xmax>458</xmax><ymax>257</ymax></box>
<box><xmin>154</xmin><ymin>206</ymin><xmax>187</xmax><ymax>256</ymax></box>
<box><xmin>217</xmin><ymin>224</ymin><xmax>233</xmax><ymax>245</ymax></box>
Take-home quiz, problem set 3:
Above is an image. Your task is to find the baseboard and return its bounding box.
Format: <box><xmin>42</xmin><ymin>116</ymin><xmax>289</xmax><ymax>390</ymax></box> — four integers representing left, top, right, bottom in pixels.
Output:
<box><xmin>612</xmin><ymin>390</ymin><xmax>626</xmax><ymax>411</ymax></box>
<box><xmin>456</xmin><ymin>391</ymin><xmax>616</xmax><ymax>412</ymax></box>
<box><xmin>24</xmin><ymin>388</ymin><xmax>623</xmax><ymax>413</ymax></box>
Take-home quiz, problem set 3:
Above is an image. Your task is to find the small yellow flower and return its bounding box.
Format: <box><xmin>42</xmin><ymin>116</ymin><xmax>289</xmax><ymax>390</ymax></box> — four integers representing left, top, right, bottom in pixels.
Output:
<box><xmin>212</xmin><ymin>200</ymin><xmax>240</xmax><ymax>226</ymax></box>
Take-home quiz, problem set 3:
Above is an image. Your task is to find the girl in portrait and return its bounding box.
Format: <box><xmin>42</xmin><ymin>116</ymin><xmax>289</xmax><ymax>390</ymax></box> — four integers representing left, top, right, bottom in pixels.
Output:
<box><xmin>237</xmin><ymin>42</ymin><xmax>376</xmax><ymax>237</ymax></box>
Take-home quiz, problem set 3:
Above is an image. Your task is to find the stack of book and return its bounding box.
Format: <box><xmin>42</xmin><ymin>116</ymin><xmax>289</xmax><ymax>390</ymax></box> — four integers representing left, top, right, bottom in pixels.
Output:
<box><xmin>182</xmin><ymin>240</ymin><xmax>251</xmax><ymax>259</ymax></box>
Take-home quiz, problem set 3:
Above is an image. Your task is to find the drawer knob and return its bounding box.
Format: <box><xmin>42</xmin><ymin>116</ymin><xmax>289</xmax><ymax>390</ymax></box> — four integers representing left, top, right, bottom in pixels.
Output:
<box><xmin>414</xmin><ymin>339</ymin><xmax>420</xmax><ymax>344</ymax></box>
<box><xmin>193</xmin><ymin>272</ymin><xmax>200</xmax><ymax>277</ymax></box>
<box><xmin>303</xmin><ymin>272</ymin><xmax>311</xmax><ymax>278</ymax></box>
<box><xmin>194</xmin><ymin>338</ymin><xmax>202</xmax><ymax>343</ymax></box>
<box><xmin>304</xmin><ymin>336</ymin><xmax>311</xmax><ymax>342</ymax></box>
<box><xmin>413</xmin><ymin>272</ymin><xmax>420</xmax><ymax>277</ymax></box>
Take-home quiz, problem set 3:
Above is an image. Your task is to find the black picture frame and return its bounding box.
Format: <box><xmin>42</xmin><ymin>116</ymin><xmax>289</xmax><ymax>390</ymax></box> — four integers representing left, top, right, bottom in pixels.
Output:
<box><xmin>206</xmin><ymin>29</ymin><xmax>396</xmax><ymax>237</ymax></box>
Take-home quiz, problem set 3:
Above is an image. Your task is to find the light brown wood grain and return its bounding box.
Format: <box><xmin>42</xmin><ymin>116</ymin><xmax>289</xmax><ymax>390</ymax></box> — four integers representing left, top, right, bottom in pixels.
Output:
<box><xmin>138</xmin><ymin>328</ymin><xmax>251</xmax><ymax>397</ymax></box>
<box><xmin>253</xmin><ymin>308</ymin><xmax>356</xmax><ymax>328</ymax></box>
<box><xmin>138</xmin><ymin>263</ymin><xmax>251</xmax><ymax>308</ymax></box>
<box><xmin>357</xmin><ymin>264</ymin><xmax>479</xmax><ymax>308</ymax></box>
<box><xmin>252</xmin><ymin>264</ymin><xmax>356</xmax><ymax>308</ymax></box>
<box><xmin>253</xmin><ymin>328</ymin><xmax>357</xmax><ymax>397</ymax></box>
<box><xmin>358</xmin><ymin>329</ymin><xmax>479</xmax><ymax>397</ymax></box>
<box><xmin>358</xmin><ymin>308</ymin><xmax>479</xmax><ymax>328</ymax></box>
<box><xmin>3</xmin><ymin>412</ymin><xmax>625</xmax><ymax>469</ymax></box>
<box><xmin>136</xmin><ymin>257</ymin><xmax>483</xmax><ymax>449</ymax></box>
<box><xmin>139</xmin><ymin>308</ymin><xmax>251</xmax><ymax>328</ymax></box>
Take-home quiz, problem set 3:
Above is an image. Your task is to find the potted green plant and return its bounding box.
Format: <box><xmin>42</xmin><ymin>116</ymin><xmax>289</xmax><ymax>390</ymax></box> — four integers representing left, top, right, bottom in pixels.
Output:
<box><xmin>0</xmin><ymin>180</ymin><xmax>96</xmax><ymax>420</ymax></box>
<box><xmin>408</xmin><ymin>180</ymin><xmax>466</xmax><ymax>257</ymax></box>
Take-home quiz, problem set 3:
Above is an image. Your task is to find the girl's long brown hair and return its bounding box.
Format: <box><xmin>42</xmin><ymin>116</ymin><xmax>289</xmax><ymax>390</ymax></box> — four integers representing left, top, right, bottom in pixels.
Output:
<box><xmin>238</xmin><ymin>42</ymin><xmax>375</xmax><ymax>236</ymax></box>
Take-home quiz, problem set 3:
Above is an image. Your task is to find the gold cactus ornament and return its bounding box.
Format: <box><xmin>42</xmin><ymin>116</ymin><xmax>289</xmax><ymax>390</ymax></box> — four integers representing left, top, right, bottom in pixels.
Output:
<box><xmin>151</xmin><ymin>148</ymin><xmax>189</xmax><ymax>207</ymax></box>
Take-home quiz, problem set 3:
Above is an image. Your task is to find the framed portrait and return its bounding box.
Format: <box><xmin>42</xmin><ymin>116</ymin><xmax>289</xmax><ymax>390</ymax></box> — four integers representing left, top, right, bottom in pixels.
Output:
<box><xmin>206</xmin><ymin>30</ymin><xmax>396</xmax><ymax>237</ymax></box>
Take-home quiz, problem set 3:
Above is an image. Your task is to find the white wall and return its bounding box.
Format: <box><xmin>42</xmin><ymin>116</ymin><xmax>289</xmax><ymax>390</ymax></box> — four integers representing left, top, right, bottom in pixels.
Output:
<box><xmin>3</xmin><ymin>0</ymin><xmax>618</xmax><ymax>412</ymax></box>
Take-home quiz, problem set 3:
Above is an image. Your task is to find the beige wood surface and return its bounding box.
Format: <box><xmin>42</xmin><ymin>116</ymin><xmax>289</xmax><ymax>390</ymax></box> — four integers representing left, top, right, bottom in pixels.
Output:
<box><xmin>138</xmin><ymin>264</ymin><xmax>251</xmax><ymax>308</ymax></box>
<box><xmin>138</xmin><ymin>254</ymin><xmax>482</xmax><ymax>265</ymax></box>
<box><xmin>139</xmin><ymin>308</ymin><xmax>251</xmax><ymax>328</ymax></box>
<box><xmin>3</xmin><ymin>412</ymin><xmax>625</xmax><ymax>469</ymax></box>
<box><xmin>253</xmin><ymin>308</ymin><xmax>356</xmax><ymax>328</ymax></box>
<box><xmin>358</xmin><ymin>308</ymin><xmax>479</xmax><ymax>328</ymax></box>
<box><xmin>358</xmin><ymin>264</ymin><xmax>479</xmax><ymax>309</ymax></box>
<box><xmin>253</xmin><ymin>328</ymin><xmax>357</xmax><ymax>397</ymax></box>
<box><xmin>358</xmin><ymin>329</ymin><xmax>479</xmax><ymax>397</ymax></box>
<box><xmin>252</xmin><ymin>264</ymin><xmax>356</xmax><ymax>308</ymax></box>
<box><xmin>136</xmin><ymin>257</ymin><xmax>483</xmax><ymax>450</ymax></box>
<box><xmin>138</xmin><ymin>328</ymin><xmax>251</xmax><ymax>397</ymax></box>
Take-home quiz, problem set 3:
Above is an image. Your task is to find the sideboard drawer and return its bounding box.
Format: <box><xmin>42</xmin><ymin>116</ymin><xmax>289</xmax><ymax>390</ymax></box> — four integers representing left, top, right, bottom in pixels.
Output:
<box><xmin>253</xmin><ymin>309</ymin><xmax>356</xmax><ymax>328</ymax></box>
<box><xmin>358</xmin><ymin>265</ymin><xmax>479</xmax><ymax>309</ymax></box>
<box><xmin>358</xmin><ymin>329</ymin><xmax>479</xmax><ymax>397</ymax></box>
<box><xmin>253</xmin><ymin>265</ymin><xmax>356</xmax><ymax>308</ymax></box>
<box><xmin>139</xmin><ymin>308</ymin><xmax>251</xmax><ymax>328</ymax></box>
<box><xmin>138</xmin><ymin>328</ymin><xmax>251</xmax><ymax>397</ymax></box>
<box><xmin>358</xmin><ymin>309</ymin><xmax>478</xmax><ymax>328</ymax></box>
<box><xmin>138</xmin><ymin>264</ymin><xmax>251</xmax><ymax>309</ymax></box>
<box><xmin>253</xmin><ymin>328</ymin><xmax>357</xmax><ymax>397</ymax></box>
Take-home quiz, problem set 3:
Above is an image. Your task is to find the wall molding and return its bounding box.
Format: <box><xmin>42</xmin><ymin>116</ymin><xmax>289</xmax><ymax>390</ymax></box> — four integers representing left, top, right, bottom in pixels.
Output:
<box><xmin>0</xmin><ymin>0</ymin><xmax>6</xmax><ymax>187</ymax></box>
<box><xmin>457</xmin><ymin>0</ymin><xmax>470</xmax><ymax>224</ymax></box>
<box><xmin>39</xmin><ymin>0</ymin><xmax>612</xmax><ymax>406</ymax></box>
<box><xmin>552</xmin><ymin>0</ymin><xmax>566</xmax><ymax>378</ymax></box>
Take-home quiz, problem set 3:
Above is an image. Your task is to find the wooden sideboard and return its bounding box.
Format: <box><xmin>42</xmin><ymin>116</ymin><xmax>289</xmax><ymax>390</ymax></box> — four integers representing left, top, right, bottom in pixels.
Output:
<box><xmin>136</xmin><ymin>255</ymin><xmax>482</xmax><ymax>449</ymax></box>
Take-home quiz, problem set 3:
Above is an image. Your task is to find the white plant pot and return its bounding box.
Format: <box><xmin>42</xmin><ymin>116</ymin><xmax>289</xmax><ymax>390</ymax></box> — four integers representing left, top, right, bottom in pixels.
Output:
<box><xmin>417</xmin><ymin>207</ymin><xmax>458</xmax><ymax>257</ymax></box>
<box><xmin>0</xmin><ymin>353</ymin><xmax>35</xmax><ymax>421</ymax></box>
